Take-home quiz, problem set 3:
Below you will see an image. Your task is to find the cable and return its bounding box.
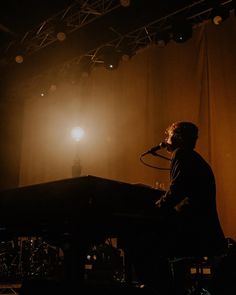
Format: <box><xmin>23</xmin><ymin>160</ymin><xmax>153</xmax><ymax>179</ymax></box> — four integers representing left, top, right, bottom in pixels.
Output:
<box><xmin>151</xmin><ymin>152</ymin><xmax>171</xmax><ymax>161</ymax></box>
<box><xmin>139</xmin><ymin>154</ymin><xmax>170</xmax><ymax>171</ymax></box>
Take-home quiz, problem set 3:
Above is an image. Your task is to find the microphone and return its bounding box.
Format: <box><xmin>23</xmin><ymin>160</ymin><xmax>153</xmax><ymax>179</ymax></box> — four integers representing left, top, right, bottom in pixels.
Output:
<box><xmin>141</xmin><ymin>142</ymin><xmax>167</xmax><ymax>156</ymax></box>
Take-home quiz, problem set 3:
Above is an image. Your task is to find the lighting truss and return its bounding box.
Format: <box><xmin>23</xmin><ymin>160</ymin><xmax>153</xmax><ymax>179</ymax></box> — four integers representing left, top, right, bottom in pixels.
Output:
<box><xmin>17</xmin><ymin>0</ymin><xmax>235</xmax><ymax>92</ymax></box>
<box><xmin>56</xmin><ymin>0</ymin><xmax>234</xmax><ymax>71</ymax></box>
<box><xmin>6</xmin><ymin>0</ymin><xmax>122</xmax><ymax>55</ymax></box>
<box><xmin>105</xmin><ymin>0</ymin><xmax>234</xmax><ymax>55</ymax></box>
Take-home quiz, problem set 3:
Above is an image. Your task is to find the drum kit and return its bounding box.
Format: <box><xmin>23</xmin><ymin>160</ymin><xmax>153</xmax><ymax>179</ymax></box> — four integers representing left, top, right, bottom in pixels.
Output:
<box><xmin>0</xmin><ymin>236</ymin><xmax>124</xmax><ymax>283</ymax></box>
<box><xmin>0</xmin><ymin>236</ymin><xmax>63</xmax><ymax>281</ymax></box>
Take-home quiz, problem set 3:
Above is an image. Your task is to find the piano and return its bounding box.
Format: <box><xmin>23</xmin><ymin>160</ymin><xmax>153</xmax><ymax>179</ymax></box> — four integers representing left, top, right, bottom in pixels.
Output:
<box><xmin>0</xmin><ymin>175</ymin><xmax>164</xmax><ymax>241</ymax></box>
<box><xmin>0</xmin><ymin>175</ymin><xmax>166</xmax><ymax>285</ymax></box>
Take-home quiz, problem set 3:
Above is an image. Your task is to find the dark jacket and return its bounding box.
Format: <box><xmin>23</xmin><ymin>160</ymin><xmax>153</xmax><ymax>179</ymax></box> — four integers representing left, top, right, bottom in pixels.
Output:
<box><xmin>156</xmin><ymin>147</ymin><xmax>226</xmax><ymax>256</ymax></box>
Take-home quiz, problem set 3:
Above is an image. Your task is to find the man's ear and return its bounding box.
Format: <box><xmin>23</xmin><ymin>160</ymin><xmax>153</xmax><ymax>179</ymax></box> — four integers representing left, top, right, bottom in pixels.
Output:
<box><xmin>172</xmin><ymin>132</ymin><xmax>183</xmax><ymax>146</ymax></box>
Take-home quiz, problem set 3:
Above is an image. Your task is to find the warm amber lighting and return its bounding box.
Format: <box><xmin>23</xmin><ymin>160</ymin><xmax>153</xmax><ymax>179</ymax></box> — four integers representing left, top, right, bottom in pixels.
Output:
<box><xmin>56</xmin><ymin>31</ymin><xmax>66</xmax><ymax>41</ymax></box>
<box><xmin>15</xmin><ymin>55</ymin><xmax>24</xmax><ymax>64</ymax></box>
<box><xmin>213</xmin><ymin>15</ymin><xmax>223</xmax><ymax>25</ymax></box>
<box><xmin>71</xmin><ymin>127</ymin><xmax>85</xmax><ymax>142</ymax></box>
<box><xmin>120</xmin><ymin>0</ymin><xmax>130</xmax><ymax>7</ymax></box>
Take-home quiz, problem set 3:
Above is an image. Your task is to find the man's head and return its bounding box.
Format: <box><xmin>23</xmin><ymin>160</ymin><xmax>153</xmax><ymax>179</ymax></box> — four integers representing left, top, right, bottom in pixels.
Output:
<box><xmin>165</xmin><ymin>121</ymin><xmax>198</xmax><ymax>152</ymax></box>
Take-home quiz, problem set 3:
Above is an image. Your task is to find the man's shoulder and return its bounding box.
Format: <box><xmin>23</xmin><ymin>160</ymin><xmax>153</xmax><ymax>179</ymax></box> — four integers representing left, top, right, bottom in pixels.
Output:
<box><xmin>173</xmin><ymin>147</ymin><xmax>192</xmax><ymax>157</ymax></box>
<box><xmin>172</xmin><ymin>148</ymin><xmax>196</xmax><ymax>164</ymax></box>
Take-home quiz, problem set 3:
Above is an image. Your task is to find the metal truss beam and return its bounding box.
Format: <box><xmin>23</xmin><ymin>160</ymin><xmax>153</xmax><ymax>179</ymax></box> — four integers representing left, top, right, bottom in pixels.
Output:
<box><xmin>56</xmin><ymin>0</ymin><xmax>234</xmax><ymax>71</ymax></box>
<box><xmin>7</xmin><ymin>0</ymin><xmax>122</xmax><ymax>55</ymax></box>
<box><xmin>14</xmin><ymin>0</ymin><xmax>235</xmax><ymax>92</ymax></box>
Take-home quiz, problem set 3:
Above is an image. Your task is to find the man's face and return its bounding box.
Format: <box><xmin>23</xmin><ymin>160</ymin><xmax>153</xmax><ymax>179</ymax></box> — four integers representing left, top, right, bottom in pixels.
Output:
<box><xmin>165</xmin><ymin>130</ymin><xmax>177</xmax><ymax>152</ymax></box>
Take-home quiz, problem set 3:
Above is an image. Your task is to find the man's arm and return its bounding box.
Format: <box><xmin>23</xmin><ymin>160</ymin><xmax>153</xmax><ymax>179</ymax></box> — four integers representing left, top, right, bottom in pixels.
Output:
<box><xmin>155</xmin><ymin>150</ymin><xmax>190</xmax><ymax>213</ymax></box>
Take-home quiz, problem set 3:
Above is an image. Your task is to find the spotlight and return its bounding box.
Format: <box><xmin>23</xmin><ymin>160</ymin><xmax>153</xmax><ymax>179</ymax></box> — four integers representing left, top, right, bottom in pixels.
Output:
<box><xmin>11</xmin><ymin>41</ymin><xmax>25</xmax><ymax>64</ymax></box>
<box><xmin>93</xmin><ymin>45</ymin><xmax>121</xmax><ymax>70</ymax></box>
<box><xmin>211</xmin><ymin>6</ymin><xmax>229</xmax><ymax>25</ymax></box>
<box><xmin>120</xmin><ymin>0</ymin><xmax>131</xmax><ymax>7</ymax></box>
<box><xmin>71</xmin><ymin>127</ymin><xmax>85</xmax><ymax>142</ymax></box>
<box><xmin>172</xmin><ymin>19</ymin><xmax>192</xmax><ymax>43</ymax></box>
<box><xmin>103</xmin><ymin>48</ymin><xmax>121</xmax><ymax>70</ymax></box>
<box><xmin>55</xmin><ymin>23</ymin><xmax>67</xmax><ymax>41</ymax></box>
<box><xmin>56</xmin><ymin>31</ymin><xmax>66</xmax><ymax>41</ymax></box>
<box><xmin>71</xmin><ymin>126</ymin><xmax>84</xmax><ymax>177</ymax></box>
<box><xmin>15</xmin><ymin>54</ymin><xmax>24</xmax><ymax>64</ymax></box>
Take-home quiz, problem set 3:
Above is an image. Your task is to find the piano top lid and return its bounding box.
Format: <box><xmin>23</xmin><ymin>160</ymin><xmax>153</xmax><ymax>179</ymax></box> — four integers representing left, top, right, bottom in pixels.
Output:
<box><xmin>0</xmin><ymin>174</ymin><xmax>164</xmax><ymax>196</ymax></box>
<box><xmin>0</xmin><ymin>175</ymin><xmax>164</xmax><ymax>224</ymax></box>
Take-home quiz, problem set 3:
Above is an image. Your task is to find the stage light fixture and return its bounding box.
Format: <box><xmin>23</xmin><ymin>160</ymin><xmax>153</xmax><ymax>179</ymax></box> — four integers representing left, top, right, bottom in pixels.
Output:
<box><xmin>172</xmin><ymin>19</ymin><xmax>192</xmax><ymax>43</ymax></box>
<box><xmin>92</xmin><ymin>44</ymin><xmax>121</xmax><ymax>70</ymax></box>
<box><xmin>71</xmin><ymin>127</ymin><xmax>85</xmax><ymax>142</ymax></box>
<box><xmin>71</xmin><ymin>126</ymin><xmax>84</xmax><ymax>177</ymax></box>
<box><xmin>11</xmin><ymin>41</ymin><xmax>25</xmax><ymax>64</ymax></box>
<box><xmin>211</xmin><ymin>6</ymin><xmax>229</xmax><ymax>25</ymax></box>
<box><xmin>103</xmin><ymin>48</ymin><xmax>121</xmax><ymax>70</ymax></box>
<box><xmin>15</xmin><ymin>54</ymin><xmax>24</xmax><ymax>64</ymax></box>
<box><xmin>120</xmin><ymin>0</ymin><xmax>131</xmax><ymax>7</ymax></box>
<box><xmin>55</xmin><ymin>23</ymin><xmax>67</xmax><ymax>41</ymax></box>
<box><xmin>56</xmin><ymin>31</ymin><xmax>66</xmax><ymax>41</ymax></box>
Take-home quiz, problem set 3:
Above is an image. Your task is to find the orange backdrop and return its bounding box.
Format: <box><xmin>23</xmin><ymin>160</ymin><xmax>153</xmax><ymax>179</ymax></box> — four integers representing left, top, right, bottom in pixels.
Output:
<box><xmin>19</xmin><ymin>15</ymin><xmax>236</xmax><ymax>240</ymax></box>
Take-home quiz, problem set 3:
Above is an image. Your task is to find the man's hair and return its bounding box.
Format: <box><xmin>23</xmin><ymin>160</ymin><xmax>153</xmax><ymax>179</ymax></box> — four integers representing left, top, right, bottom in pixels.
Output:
<box><xmin>166</xmin><ymin>121</ymin><xmax>198</xmax><ymax>149</ymax></box>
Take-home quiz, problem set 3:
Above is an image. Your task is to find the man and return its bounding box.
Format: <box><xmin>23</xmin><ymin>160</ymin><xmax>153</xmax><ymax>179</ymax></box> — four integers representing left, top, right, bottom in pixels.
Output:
<box><xmin>155</xmin><ymin>121</ymin><xmax>226</xmax><ymax>256</ymax></box>
<box><xmin>126</xmin><ymin>121</ymin><xmax>226</xmax><ymax>293</ymax></box>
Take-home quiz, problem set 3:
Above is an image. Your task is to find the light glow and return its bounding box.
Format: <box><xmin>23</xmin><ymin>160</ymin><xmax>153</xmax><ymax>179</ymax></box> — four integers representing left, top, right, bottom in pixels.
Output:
<box><xmin>71</xmin><ymin>127</ymin><xmax>85</xmax><ymax>142</ymax></box>
<box><xmin>15</xmin><ymin>55</ymin><xmax>24</xmax><ymax>64</ymax></box>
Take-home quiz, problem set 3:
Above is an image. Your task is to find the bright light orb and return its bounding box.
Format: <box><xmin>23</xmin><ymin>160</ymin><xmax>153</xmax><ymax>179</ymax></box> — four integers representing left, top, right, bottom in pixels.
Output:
<box><xmin>71</xmin><ymin>127</ymin><xmax>85</xmax><ymax>142</ymax></box>
<box><xmin>15</xmin><ymin>55</ymin><xmax>24</xmax><ymax>64</ymax></box>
